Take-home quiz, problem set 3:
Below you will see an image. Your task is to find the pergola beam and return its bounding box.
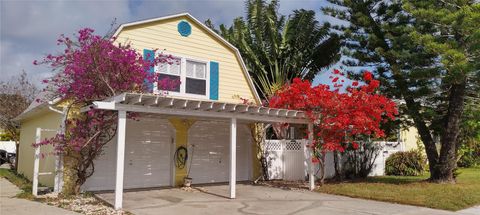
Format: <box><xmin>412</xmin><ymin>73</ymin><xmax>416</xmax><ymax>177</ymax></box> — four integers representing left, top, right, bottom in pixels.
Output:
<box><xmin>104</xmin><ymin>103</ymin><xmax>309</xmax><ymax>124</ymax></box>
<box><xmin>200</xmin><ymin>101</ymin><xmax>214</xmax><ymax>110</ymax></box>
<box><xmin>91</xmin><ymin>93</ymin><xmax>309</xmax><ymax>124</ymax></box>
<box><xmin>158</xmin><ymin>98</ymin><xmax>174</xmax><ymax>107</ymax></box>
<box><xmin>126</xmin><ymin>94</ymin><xmax>142</xmax><ymax>105</ymax></box>
<box><xmin>143</xmin><ymin>95</ymin><xmax>159</xmax><ymax>106</ymax></box>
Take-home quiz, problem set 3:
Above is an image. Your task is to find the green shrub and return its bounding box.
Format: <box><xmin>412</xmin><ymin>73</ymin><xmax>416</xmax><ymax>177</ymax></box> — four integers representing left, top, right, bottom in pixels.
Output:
<box><xmin>457</xmin><ymin>139</ymin><xmax>480</xmax><ymax>168</ymax></box>
<box><xmin>385</xmin><ymin>150</ymin><xmax>426</xmax><ymax>176</ymax></box>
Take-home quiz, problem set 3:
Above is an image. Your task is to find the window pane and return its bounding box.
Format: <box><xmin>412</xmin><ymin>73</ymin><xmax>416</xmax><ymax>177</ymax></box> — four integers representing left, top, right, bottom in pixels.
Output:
<box><xmin>158</xmin><ymin>74</ymin><xmax>180</xmax><ymax>92</ymax></box>
<box><xmin>170</xmin><ymin>60</ymin><xmax>181</xmax><ymax>75</ymax></box>
<box><xmin>186</xmin><ymin>61</ymin><xmax>194</xmax><ymax>77</ymax></box>
<box><xmin>195</xmin><ymin>63</ymin><xmax>205</xmax><ymax>79</ymax></box>
<box><xmin>186</xmin><ymin>78</ymin><xmax>206</xmax><ymax>95</ymax></box>
<box><xmin>186</xmin><ymin>60</ymin><xmax>206</xmax><ymax>79</ymax></box>
<box><xmin>158</xmin><ymin>63</ymin><xmax>168</xmax><ymax>74</ymax></box>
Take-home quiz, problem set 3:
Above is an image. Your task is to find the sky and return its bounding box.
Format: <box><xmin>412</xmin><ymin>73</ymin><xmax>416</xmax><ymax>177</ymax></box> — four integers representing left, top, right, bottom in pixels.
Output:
<box><xmin>1</xmin><ymin>0</ymin><xmax>337</xmax><ymax>86</ymax></box>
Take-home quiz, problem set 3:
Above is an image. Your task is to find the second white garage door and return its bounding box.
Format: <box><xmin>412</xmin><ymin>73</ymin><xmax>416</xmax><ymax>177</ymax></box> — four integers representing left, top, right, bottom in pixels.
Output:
<box><xmin>187</xmin><ymin>120</ymin><xmax>252</xmax><ymax>184</ymax></box>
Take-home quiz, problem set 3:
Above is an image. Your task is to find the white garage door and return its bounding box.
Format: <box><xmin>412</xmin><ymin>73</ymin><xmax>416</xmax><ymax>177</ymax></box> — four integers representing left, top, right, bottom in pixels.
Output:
<box><xmin>82</xmin><ymin>118</ymin><xmax>173</xmax><ymax>191</ymax></box>
<box><xmin>187</xmin><ymin>120</ymin><xmax>251</xmax><ymax>184</ymax></box>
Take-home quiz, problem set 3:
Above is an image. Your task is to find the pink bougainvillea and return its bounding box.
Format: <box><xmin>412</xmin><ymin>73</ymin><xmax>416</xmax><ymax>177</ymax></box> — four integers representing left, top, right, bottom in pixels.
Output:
<box><xmin>34</xmin><ymin>28</ymin><xmax>179</xmax><ymax>193</ymax></box>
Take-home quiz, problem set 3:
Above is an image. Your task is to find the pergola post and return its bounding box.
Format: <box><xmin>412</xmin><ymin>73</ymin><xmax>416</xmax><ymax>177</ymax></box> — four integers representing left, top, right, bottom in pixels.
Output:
<box><xmin>115</xmin><ymin>110</ymin><xmax>127</xmax><ymax>210</ymax></box>
<box><xmin>32</xmin><ymin>127</ymin><xmax>41</xmax><ymax>196</ymax></box>
<box><xmin>308</xmin><ymin>123</ymin><xmax>315</xmax><ymax>190</ymax></box>
<box><xmin>229</xmin><ymin>117</ymin><xmax>237</xmax><ymax>199</ymax></box>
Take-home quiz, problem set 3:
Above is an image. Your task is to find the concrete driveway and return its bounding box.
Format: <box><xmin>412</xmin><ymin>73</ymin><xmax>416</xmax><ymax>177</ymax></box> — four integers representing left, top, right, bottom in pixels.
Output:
<box><xmin>96</xmin><ymin>184</ymin><xmax>459</xmax><ymax>215</ymax></box>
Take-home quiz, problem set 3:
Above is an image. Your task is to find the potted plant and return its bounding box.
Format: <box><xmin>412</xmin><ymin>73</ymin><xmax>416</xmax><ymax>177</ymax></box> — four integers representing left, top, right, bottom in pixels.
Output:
<box><xmin>183</xmin><ymin>177</ymin><xmax>193</xmax><ymax>187</ymax></box>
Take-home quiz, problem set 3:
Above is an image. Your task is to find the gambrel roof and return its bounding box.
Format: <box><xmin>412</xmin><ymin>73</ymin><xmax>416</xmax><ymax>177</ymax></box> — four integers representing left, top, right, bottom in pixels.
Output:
<box><xmin>113</xmin><ymin>13</ymin><xmax>261</xmax><ymax>104</ymax></box>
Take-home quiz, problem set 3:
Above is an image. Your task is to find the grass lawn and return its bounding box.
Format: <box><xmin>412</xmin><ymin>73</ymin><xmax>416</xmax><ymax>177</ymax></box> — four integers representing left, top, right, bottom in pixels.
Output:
<box><xmin>0</xmin><ymin>168</ymin><xmax>35</xmax><ymax>199</ymax></box>
<box><xmin>316</xmin><ymin>167</ymin><xmax>480</xmax><ymax>211</ymax></box>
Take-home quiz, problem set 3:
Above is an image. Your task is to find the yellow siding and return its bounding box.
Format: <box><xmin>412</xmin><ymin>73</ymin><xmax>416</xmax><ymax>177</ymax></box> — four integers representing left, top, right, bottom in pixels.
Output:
<box><xmin>115</xmin><ymin>16</ymin><xmax>258</xmax><ymax>104</ymax></box>
<box><xmin>168</xmin><ymin>118</ymin><xmax>196</xmax><ymax>186</ymax></box>
<box><xmin>401</xmin><ymin>126</ymin><xmax>421</xmax><ymax>151</ymax></box>
<box><xmin>17</xmin><ymin>111</ymin><xmax>62</xmax><ymax>187</ymax></box>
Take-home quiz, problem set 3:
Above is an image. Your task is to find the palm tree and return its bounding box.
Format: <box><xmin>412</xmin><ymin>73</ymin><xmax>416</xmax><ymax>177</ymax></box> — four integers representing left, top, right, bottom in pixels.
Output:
<box><xmin>206</xmin><ymin>0</ymin><xmax>340</xmax><ymax>100</ymax></box>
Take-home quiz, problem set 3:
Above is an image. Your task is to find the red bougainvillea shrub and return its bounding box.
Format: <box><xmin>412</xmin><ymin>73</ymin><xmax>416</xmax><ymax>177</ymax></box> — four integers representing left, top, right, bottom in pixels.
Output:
<box><xmin>269</xmin><ymin>69</ymin><xmax>398</xmax><ymax>181</ymax></box>
<box><xmin>34</xmin><ymin>28</ymin><xmax>177</xmax><ymax>193</ymax></box>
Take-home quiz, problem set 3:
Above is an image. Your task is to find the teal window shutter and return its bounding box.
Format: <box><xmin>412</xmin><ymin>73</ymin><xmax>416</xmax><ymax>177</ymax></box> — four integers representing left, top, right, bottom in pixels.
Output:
<box><xmin>143</xmin><ymin>49</ymin><xmax>155</xmax><ymax>92</ymax></box>
<box><xmin>209</xmin><ymin>61</ymin><xmax>219</xmax><ymax>100</ymax></box>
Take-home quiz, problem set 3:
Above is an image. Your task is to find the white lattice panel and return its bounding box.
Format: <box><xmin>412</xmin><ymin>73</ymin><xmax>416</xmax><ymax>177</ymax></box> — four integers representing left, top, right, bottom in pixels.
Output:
<box><xmin>265</xmin><ymin>141</ymin><xmax>282</xmax><ymax>151</ymax></box>
<box><xmin>285</xmin><ymin>140</ymin><xmax>302</xmax><ymax>151</ymax></box>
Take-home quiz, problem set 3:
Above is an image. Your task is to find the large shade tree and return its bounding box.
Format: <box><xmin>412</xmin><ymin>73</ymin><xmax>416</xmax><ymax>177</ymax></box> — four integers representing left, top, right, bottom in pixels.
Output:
<box><xmin>0</xmin><ymin>71</ymin><xmax>38</xmax><ymax>169</ymax></box>
<box><xmin>0</xmin><ymin>71</ymin><xmax>38</xmax><ymax>142</ymax></box>
<box><xmin>206</xmin><ymin>0</ymin><xmax>341</xmax><ymax>100</ymax></box>
<box><xmin>323</xmin><ymin>0</ymin><xmax>480</xmax><ymax>182</ymax></box>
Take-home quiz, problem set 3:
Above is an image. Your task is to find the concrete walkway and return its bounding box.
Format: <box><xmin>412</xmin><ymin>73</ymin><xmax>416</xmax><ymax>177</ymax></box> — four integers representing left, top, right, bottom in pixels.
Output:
<box><xmin>457</xmin><ymin>206</ymin><xmax>480</xmax><ymax>215</ymax></box>
<box><xmin>97</xmin><ymin>184</ymin><xmax>465</xmax><ymax>215</ymax></box>
<box><xmin>0</xmin><ymin>177</ymin><xmax>78</xmax><ymax>215</ymax></box>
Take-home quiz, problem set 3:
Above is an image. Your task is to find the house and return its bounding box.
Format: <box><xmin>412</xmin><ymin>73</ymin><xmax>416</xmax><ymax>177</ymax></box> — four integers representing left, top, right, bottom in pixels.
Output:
<box><xmin>15</xmin><ymin>13</ymin><xmax>312</xmax><ymax>210</ymax></box>
<box><xmin>400</xmin><ymin>126</ymin><xmax>423</xmax><ymax>151</ymax></box>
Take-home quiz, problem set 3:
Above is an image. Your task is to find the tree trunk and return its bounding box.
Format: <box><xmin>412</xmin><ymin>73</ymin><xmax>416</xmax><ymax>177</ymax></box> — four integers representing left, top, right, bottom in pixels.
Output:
<box><xmin>430</xmin><ymin>81</ymin><xmax>466</xmax><ymax>183</ymax></box>
<box><xmin>333</xmin><ymin>151</ymin><xmax>343</xmax><ymax>181</ymax></box>
<box><xmin>318</xmin><ymin>152</ymin><xmax>326</xmax><ymax>185</ymax></box>
<box><xmin>404</xmin><ymin>97</ymin><xmax>439</xmax><ymax>174</ymax></box>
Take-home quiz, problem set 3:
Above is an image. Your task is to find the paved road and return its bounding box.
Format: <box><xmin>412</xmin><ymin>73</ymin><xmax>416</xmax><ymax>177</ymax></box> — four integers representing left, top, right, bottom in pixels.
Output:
<box><xmin>97</xmin><ymin>184</ymin><xmax>474</xmax><ymax>215</ymax></box>
<box><xmin>0</xmin><ymin>177</ymin><xmax>79</xmax><ymax>215</ymax></box>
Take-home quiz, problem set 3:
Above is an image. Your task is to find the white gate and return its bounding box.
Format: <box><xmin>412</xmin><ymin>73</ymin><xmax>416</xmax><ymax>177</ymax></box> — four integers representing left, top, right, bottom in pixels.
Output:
<box><xmin>265</xmin><ymin>140</ymin><xmax>307</xmax><ymax>180</ymax></box>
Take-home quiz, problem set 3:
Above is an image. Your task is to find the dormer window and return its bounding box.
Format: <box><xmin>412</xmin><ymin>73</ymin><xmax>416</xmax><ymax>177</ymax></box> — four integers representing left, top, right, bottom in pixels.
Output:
<box><xmin>155</xmin><ymin>55</ymin><xmax>209</xmax><ymax>98</ymax></box>
<box><xmin>158</xmin><ymin>57</ymin><xmax>181</xmax><ymax>92</ymax></box>
<box><xmin>186</xmin><ymin>60</ymin><xmax>207</xmax><ymax>95</ymax></box>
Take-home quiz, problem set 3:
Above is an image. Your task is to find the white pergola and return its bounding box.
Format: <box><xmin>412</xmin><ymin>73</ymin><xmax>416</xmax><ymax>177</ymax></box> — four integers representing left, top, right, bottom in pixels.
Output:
<box><xmin>89</xmin><ymin>93</ymin><xmax>315</xmax><ymax>210</ymax></box>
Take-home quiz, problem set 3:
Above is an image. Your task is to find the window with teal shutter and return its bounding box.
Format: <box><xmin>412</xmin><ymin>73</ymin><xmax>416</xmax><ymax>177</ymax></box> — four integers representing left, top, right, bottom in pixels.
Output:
<box><xmin>143</xmin><ymin>49</ymin><xmax>155</xmax><ymax>92</ymax></box>
<box><xmin>209</xmin><ymin>61</ymin><xmax>219</xmax><ymax>100</ymax></box>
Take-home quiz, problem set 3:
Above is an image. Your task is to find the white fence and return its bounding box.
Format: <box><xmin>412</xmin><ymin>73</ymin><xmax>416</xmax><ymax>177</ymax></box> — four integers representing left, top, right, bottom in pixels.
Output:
<box><xmin>264</xmin><ymin>139</ymin><xmax>307</xmax><ymax>180</ymax></box>
<box><xmin>264</xmin><ymin>140</ymin><xmax>405</xmax><ymax>180</ymax></box>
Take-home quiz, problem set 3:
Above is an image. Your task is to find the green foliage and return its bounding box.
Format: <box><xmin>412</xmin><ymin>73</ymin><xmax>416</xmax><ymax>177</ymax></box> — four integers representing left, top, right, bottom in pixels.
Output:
<box><xmin>206</xmin><ymin>0</ymin><xmax>340</xmax><ymax>99</ymax></box>
<box><xmin>324</xmin><ymin>0</ymin><xmax>479</xmax><ymax>181</ymax></box>
<box><xmin>457</xmin><ymin>99</ymin><xmax>480</xmax><ymax>167</ymax></box>
<box><xmin>385</xmin><ymin>150</ymin><xmax>426</xmax><ymax>176</ymax></box>
<box><xmin>0</xmin><ymin>132</ymin><xmax>15</xmax><ymax>141</ymax></box>
<box><xmin>458</xmin><ymin>141</ymin><xmax>480</xmax><ymax>167</ymax></box>
<box><xmin>0</xmin><ymin>71</ymin><xmax>38</xmax><ymax>143</ymax></box>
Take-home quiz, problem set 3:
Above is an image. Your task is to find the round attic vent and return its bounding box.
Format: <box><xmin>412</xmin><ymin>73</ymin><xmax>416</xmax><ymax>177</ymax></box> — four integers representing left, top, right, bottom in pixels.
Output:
<box><xmin>177</xmin><ymin>21</ymin><xmax>191</xmax><ymax>37</ymax></box>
